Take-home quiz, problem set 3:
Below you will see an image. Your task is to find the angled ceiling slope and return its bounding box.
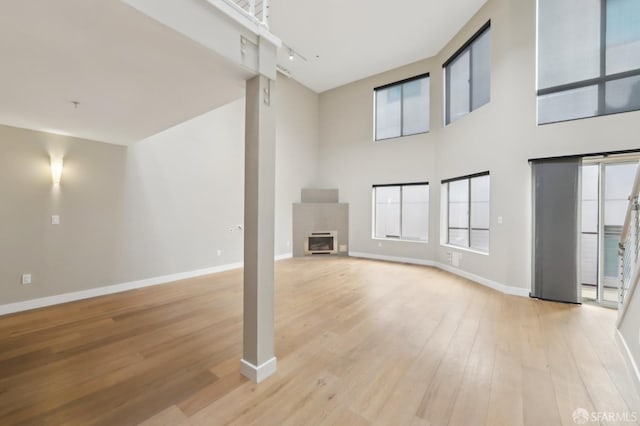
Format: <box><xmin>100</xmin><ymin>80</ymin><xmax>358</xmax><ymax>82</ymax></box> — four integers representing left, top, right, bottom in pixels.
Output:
<box><xmin>0</xmin><ymin>0</ymin><xmax>252</xmax><ymax>145</ymax></box>
<box><xmin>0</xmin><ymin>0</ymin><xmax>488</xmax><ymax>144</ymax></box>
<box><xmin>270</xmin><ymin>0</ymin><xmax>488</xmax><ymax>92</ymax></box>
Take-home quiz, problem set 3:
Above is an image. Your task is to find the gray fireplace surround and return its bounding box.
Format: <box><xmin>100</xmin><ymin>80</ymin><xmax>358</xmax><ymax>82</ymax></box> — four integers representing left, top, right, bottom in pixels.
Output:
<box><xmin>292</xmin><ymin>189</ymin><xmax>349</xmax><ymax>257</ymax></box>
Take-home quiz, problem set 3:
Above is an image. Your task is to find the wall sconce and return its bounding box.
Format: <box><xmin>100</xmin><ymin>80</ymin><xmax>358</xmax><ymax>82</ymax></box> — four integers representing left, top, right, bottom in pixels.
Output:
<box><xmin>50</xmin><ymin>156</ymin><xmax>63</xmax><ymax>186</ymax></box>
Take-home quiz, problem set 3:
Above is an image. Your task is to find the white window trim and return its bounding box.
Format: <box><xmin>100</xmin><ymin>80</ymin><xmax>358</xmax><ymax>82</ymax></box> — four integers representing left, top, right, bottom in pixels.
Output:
<box><xmin>371</xmin><ymin>183</ymin><xmax>430</xmax><ymax>243</ymax></box>
<box><xmin>372</xmin><ymin>237</ymin><xmax>430</xmax><ymax>245</ymax></box>
<box><xmin>373</xmin><ymin>74</ymin><xmax>431</xmax><ymax>141</ymax></box>
<box><xmin>441</xmin><ymin>243</ymin><xmax>490</xmax><ymax>256</ymax></box>
<box><xmin>443</xmin><ymin>21</ymin><xmax>491</xmax><ymax>126</ymax></box>
<box><xmin>440</xmin><ymin>172</ymin><xmax>491</xmax><ymax>254</ymax></box>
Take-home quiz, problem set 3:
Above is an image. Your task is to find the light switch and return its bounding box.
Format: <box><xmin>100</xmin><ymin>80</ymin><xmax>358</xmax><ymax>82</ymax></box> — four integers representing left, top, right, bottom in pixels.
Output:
<box><xmin>497</xmin><ymin>216</ymin><xmax>503</xmax><ymax>224</ymax></box>
<box><xmin>51</xmin><ymin>215</ymin><xmax>60</xmax><ymax>225</ymax></box>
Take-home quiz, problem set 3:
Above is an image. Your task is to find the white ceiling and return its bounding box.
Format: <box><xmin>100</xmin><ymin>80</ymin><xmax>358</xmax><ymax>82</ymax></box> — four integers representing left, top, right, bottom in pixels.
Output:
<box><xmin>270</xmin><ymin>0</ymin><xmax>488</xmax><ymax>93</ymax></box>
<box><xmin>0</xmin><ymin>0</ymin><xmax>250</xmax><ymax>145</ymax></box>
<box><xmin>0</xmin><ymin>0</ymin><xmax>486</xmax><ymax>144</ymax></box>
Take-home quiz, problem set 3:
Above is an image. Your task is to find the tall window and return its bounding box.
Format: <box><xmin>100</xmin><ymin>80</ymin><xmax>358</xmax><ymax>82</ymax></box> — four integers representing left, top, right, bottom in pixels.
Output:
<box><xmin>444</xmin><ymin>22</ymin><xmax>491</xmax><ymax>125</ymax></box>
<box><xmin>538</xmin><ymin>0</ymin><xmax>640</xmax><ymax>124</ymax></box>
<box><xmin>443</xmin><ymin>172</ymin><xmax>490</xmax><ymax>252</ymax></box>
<box><xmin>373</xmin><ymin>183</ymin><xmax>429</xmax><ymax>242</ymax></box>
<box><xmin>375</xmin><ymin>74</ymin><xmax>430</xmax><ymax>140</ymax></box>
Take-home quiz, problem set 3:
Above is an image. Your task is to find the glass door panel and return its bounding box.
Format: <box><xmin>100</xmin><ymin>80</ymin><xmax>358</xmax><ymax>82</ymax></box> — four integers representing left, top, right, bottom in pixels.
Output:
<box><xmin>602</xmin><ymin>162</ymin><xmax>638</xmax><ymax>304</ymax></box>
<box><xmin>581</xmin><ymin>164</ymin><xmax>600</xmax><ymax>301</ymax></box>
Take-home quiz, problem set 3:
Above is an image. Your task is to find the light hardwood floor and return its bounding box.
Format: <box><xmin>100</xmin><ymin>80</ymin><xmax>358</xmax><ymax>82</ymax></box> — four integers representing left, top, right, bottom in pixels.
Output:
<box><xmin>0</xmin><ymin>257</ymin><xmax>638</xmax><ymax>425</ymax></box>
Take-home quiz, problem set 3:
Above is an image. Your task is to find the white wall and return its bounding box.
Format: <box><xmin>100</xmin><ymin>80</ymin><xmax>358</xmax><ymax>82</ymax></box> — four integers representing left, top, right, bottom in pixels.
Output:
<box><xmin>317</xmin><ymin>0</ymin><xmax>640</xmax><ymax>291</ymax></box>
<box><xmin>118</xmin><ymin>76</ymin><xmax>319</xmax><ymax>280</ymax></box>
<box><xmin>318</xmin><ymin>60</ymin><xmax>438</xmax><ymax>263</ymax></box>
<box><xmin>274</xmin><ymin>77</ymin><xmax>320</xmax><ymax>255</ymax></box>
<box><xmin>619</xmin><ymin>290</ymin><xmax>640</xmax><ymax>400</ymax></box>
<box><xmin>115</xmin><ymin>98</ymin><xmax>246</xmax><ymax>281</ymax></box>
<box><xmin>0</xmin><ymin>75</ymin><xmax>319</xmax><ymax>306</ymax></box>
<box><xmin>0</xmin><ymin>125</ymin><xmax>128</xmax><ymax>304</ymax></box>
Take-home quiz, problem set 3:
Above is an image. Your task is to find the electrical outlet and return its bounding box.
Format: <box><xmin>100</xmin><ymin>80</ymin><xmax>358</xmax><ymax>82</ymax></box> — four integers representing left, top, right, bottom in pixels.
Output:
<box><xmin>217</xmin><ymin>249</ymin><xmax>222</xmax><ymax>257</ymax></box>
<box><xmin>22</xmin><ymin>274</ymin><xmax>32</xmax><ymax>285</ymax></box>
<box><xmin>286</xmin><ymin>241</ymin><xmax>290</xmax><ymax>247</ymax></box>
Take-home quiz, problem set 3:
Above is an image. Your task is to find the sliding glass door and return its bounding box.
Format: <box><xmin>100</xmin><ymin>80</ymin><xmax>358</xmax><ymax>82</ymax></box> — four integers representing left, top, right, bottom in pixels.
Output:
<box><xmin>581</xmin><ymin>160</ymin><xmax>638</xmax><ymax>306</ymax></box>
<box><xmin>602</xmin><ymin>162</ymin><xmax>638</xmax><ymax>304</ymax></box>
<box><xmin>581</xmin><ymin>164</ymin><xmax>599</xmax><ymax>301</ymax></box>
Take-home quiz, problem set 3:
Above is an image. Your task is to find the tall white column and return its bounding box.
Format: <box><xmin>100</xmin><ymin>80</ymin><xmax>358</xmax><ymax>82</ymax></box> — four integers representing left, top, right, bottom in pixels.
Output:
<box><xmin>240</xmin><ymin>74</ymin><xmax>277</xmax><ymax>383</ymax></box>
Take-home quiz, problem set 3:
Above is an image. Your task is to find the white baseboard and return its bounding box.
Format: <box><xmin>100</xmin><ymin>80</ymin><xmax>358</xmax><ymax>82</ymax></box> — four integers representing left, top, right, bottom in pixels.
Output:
<box><xmin>615</xmin><ymin>328</ymin><xmax>640</xmax><ymax>410</ymax></box>
<box><xmin>435</xmin><ymin>262</ymin><xmax>530</xmax><ymax>297</ymax></box>
<box><xmin>0</xmin><ymin>253</ymin><xmax>294</xmax><ymax>317</ymax></box>
<box><xmin>349</xmin><ymin>252</ymin><xmax>435</xmax><ymax>267</ymax></box>
<box><xmin>0</xmin><ymin>250</ymin><xmax>528</xmax><ymax>316</ymax></box>
<box><xmin>275</xmin><ymin>252</ymin><xmax>293</xmax><ymax>261</ymax></box>
<box><xmin>240</xmin><ymin>357</ymin><xmax>277</xmax><ymax>383</ymax></box>
<box><xmin>349</xmin><ymin>252</ymin><xmax>529</xmax><ymax>298</ymax></box>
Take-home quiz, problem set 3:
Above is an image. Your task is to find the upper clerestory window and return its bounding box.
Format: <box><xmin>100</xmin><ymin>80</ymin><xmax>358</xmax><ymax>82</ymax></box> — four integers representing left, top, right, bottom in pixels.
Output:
<box><xmin>444</xmin><ymin>21</ymin><xmax>491</xmax><ymax>125</ymax></box>
<box><xmin>537</xmin><ymin>0</ymin><xmax>640</xmax><ymax>124</ymax></box>
<box><xmin>374</xmin><ymin>74</ymin><xmax>430</xmax><ymax>140</ymax></box>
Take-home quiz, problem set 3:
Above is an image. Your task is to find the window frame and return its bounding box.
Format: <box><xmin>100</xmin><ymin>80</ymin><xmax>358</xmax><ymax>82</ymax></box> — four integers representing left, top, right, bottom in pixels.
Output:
<box><xmin>374</xmin><ymin>73</ymin><xmax>430</xmax><ymax>141</ymax></box>
<box><xmin>537</xmin><ymin>0</ymin><xmax>640</xmax><ymax>124</ymax></box>
<box><xmin>372</xmin><ymin>182</ymin><xmax>430</xmax><ymax>243</ymax></box>
<box><xmin>442</xmin><ymin>171</ymin><xmax>490</xmax><ymax>252</ymax></box>
<box><xmin>443</xmin><ymin>21</ymin><xmax>491</xmax><ymax>125</ymax></box>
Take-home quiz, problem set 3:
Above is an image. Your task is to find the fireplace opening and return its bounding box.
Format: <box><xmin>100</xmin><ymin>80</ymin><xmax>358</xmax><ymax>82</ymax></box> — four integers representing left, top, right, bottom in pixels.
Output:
<box><xmin>305</xmin><ymin>231</ymin><xmax>338</xmax><ymax>255</ymax></box>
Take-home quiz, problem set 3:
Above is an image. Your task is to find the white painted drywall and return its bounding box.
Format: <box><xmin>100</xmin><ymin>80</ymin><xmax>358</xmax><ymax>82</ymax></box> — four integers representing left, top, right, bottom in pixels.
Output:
<box><xmin>274</xmin><ymin>77</ymin><xmax>320</xmax><ymax>255</ymax></box>
<box><xmin>0</xmin><ymin>125</ymin><xmax>128</xmax><ymax>304</ymax></box>
<box><xmin>316</xmin><ymin>0</ymin><xmax>640</xmax><ymax>292</ymax></box>
<box><xmin>619</xmin><ymin>291</ymin><xmax>640</xmax><ymax>397</ymax></box>
<box><xmin>0</xmin><ymin>76</ymin><xmax>319</xmax><ymax>306</ymax></box>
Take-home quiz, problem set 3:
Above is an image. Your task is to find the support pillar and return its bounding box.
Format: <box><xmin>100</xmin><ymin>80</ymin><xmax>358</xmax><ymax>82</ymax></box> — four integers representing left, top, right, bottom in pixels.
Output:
<box><xmin>240</xmin><ymin>74</ymin><xmax>277</xmax><ymax>383</ymax></box>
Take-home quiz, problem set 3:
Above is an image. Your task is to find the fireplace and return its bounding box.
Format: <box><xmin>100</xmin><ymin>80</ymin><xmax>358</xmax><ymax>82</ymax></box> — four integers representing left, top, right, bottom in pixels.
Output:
<box><xmin>293</xmin><ymin>189</ymin><xmax>348</xmax><ymax>257</ymax></box>
<box><xmin>304</xmin><ymin>231</ymin><xmax>338</xmax><ymax>255</ymax></box>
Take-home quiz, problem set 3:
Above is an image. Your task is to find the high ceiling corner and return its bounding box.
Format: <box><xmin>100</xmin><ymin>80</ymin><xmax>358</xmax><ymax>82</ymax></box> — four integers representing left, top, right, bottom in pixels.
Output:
<box><xmin>0</xmin><ymin>0</ymin><xmax>488</xmax><ymax>143</ymax></box>
<box><xmin>269</xmin><ymin>0</ymin><xmax>488</xmax><ymax>92</ymax></box>
<box><xmin>0</xmin><ymin>0</ymin><xmax>251</xmax><ymax>145</ymax></box>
